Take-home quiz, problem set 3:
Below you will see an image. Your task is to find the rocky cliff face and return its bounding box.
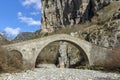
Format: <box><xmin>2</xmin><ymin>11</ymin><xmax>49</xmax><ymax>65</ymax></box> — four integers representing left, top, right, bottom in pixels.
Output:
<box><xmin>69</xmin><ymin>5</ymin><xmax>120</xmax><ymax>48</ymax></box>
<box><xmin>41</xmin><ymin>0</ymin><xmax>111</xmax><ymax>33</ymax></box>
<box><xmin>83</xmin><ymin>3</ymin><xmax>120</xmax><ymax>48</ymax></box>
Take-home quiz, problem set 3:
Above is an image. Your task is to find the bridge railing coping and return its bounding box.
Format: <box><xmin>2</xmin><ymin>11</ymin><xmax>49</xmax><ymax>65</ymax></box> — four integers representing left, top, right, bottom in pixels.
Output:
<box><xmin>2</xmin><ymin>34</ymin><xmax>91</xmax><ymax>48</ymax></box>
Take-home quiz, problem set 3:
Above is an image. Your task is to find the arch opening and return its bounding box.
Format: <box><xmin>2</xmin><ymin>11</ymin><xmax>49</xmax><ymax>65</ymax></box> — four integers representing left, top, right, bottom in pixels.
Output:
<box><xmin>8</xmin><ymin>50</ymin><xmax>23</xmax><ymax>69</ymax></box>
<box><xmin>35</xmin><ymin>40</ymin><xmax>89</xmax><ymax>68</ymax></box>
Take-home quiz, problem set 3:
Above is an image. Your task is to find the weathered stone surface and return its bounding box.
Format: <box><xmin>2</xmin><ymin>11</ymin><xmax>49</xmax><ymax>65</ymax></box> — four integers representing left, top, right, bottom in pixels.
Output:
<box><xmin>41</xmin><ymin>0</ymin><xmax>112</xmax><ymax>33</ymax></box>
<box><xmin>79</xmin><ymin>6</ymin><xmax>120</xmax><ymax>48</ymax></box>
<box><xmin>90</xmin><ymin>45</ymin><xmax>112</xmax><ymax>66</ymax></box>
<box><xmin>2</xmin><ymin>34</ymin><xmax>111</xmax><ymax>67</ymax></box>
<box><xmin>58</xmin><ymin>42</ymin><xmax>68</xmax><ymax>68</ymax></box>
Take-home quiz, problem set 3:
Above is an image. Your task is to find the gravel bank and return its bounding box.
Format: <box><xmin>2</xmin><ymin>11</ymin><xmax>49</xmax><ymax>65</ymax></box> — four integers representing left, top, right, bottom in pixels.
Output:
<box><xmin>0</xmin><ymin>68</ymin><xmax>120</xmax><ymax>80</ymax></box>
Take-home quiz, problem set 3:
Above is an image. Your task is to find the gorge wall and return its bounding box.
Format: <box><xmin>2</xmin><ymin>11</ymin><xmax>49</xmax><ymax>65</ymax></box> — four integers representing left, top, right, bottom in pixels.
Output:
<box><xmin>41</xmin><ymin>0</ymin><xmax>111</xmax><ymax>33</ymax></box>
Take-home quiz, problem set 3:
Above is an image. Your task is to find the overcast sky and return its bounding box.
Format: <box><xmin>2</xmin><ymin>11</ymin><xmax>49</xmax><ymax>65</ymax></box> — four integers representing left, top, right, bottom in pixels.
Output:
<box><xmin>0</xmin><ymin>0</ymin><xmax>42</xmax><ymax>39</ymax></box>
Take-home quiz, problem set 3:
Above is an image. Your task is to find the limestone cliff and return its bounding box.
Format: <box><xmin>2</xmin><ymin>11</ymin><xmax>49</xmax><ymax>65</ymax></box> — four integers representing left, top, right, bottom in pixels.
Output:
<box><xmin>83</xmin><ymin>2</ymin><xmax>120</xmax><ymax>47</ymax></box>
<box><xmin>41</xmin><ymin>0</ymin><xmax>111</xmax><ymax>33</ymax></box>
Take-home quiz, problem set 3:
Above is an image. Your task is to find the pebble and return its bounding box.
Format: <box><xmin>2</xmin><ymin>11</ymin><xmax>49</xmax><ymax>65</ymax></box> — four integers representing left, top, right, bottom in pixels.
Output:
<box><xmin>0</xmin><ymin>68</ymin><xmax>120</xmax><ymax>80</ymax></box>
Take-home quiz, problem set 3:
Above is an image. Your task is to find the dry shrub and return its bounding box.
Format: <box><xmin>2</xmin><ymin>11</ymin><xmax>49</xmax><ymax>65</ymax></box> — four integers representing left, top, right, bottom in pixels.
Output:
<box><xmin>0</xmin><ymin>46</ymin><xmax>30</xmax><ymax>73</ymax></box>
<box><xmin>8</xmin><ymin>51</ymin><xmax>23</xmax><ymax>69</ymax></box>
<box><xmin>0</xmin><ymin>46</ymin><xmax>8</xmax><ymax>73</ymax></box>
<box><xmin>36</xmin><ymin>42</ymin><xmax>59</xmax><ymax>66</ymax></box>
<box><xmin>104</xmin><ymin>44</ymin><xmax>120</xmax><ymax>70</ymax></box>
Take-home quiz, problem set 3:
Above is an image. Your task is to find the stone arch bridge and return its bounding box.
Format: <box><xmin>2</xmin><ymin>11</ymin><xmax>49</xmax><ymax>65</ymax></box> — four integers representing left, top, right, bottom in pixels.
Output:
<box><xmin>2</xmin><ymin>34</ymin><xmax>111</xmax><ymax>67</ymax></box>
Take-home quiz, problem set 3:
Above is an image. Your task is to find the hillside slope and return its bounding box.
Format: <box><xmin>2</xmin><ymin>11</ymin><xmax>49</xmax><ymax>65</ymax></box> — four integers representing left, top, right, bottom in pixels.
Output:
<box><xmin>0</xmin><ymin>34</ymin><xmax>10</xmax><ymax>45</ymax></box>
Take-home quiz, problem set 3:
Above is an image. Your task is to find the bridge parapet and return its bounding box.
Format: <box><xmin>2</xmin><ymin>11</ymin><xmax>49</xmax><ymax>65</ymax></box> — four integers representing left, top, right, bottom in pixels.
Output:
<box><xmin>2</xmin><ymin>34</ymin><xmax>111</xmax><ymax>67</ymax></box>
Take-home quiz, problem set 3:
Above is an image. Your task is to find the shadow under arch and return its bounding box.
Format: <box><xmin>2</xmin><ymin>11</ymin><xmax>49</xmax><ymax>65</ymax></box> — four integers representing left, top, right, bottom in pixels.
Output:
<box><xmin>9</xmin><ymin>50</ymin><xmax>23</xmax><ymax>57</ymax></box>
<box><xmin>8</xmin><ymin>50</ymin><xmax>23</xmax><ymax>67</ymax></box>
<box><xmin>35</xmin><ymin>39</ymin><xmax>90</xmax><ymax>68</ymax></box>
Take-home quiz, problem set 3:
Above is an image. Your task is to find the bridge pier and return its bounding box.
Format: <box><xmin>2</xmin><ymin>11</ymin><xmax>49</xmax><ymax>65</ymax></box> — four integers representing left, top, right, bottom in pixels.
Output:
<box><xmin>22</xmin><ymin>50</ymin><xmax>38</xmax><ymax>68</ymax></box>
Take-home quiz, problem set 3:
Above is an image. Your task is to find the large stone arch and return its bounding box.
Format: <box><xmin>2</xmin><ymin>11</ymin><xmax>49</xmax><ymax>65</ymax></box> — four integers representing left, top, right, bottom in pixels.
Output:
<box><xmin>35</xmin><ymin>34</ymin><xmax>92</xmax><ymax>67</ymax></box>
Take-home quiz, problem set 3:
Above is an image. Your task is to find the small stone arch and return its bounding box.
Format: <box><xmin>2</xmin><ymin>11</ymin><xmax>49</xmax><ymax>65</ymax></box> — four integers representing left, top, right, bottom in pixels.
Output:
<box><xmin>8</xmin><ymin>50</ymin><xmax>23</xmax><ymax>67</ymax></box>
<box><xmin>9</xmin><ymin>50</ymin><xmax>23</xmax><ymax>58</ymax></box>
<box><xmin>35</xmin><ymin>37</ymin><xmax>91</xmax><ymax>68</ymax></box>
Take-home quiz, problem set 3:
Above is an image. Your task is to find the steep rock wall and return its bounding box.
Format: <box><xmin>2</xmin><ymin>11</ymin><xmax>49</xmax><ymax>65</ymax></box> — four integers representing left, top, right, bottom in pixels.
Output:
<box><xmin>41</xmin><ymin>0</ymin><xmax>111</xmax><ymax>33</ymax></box>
